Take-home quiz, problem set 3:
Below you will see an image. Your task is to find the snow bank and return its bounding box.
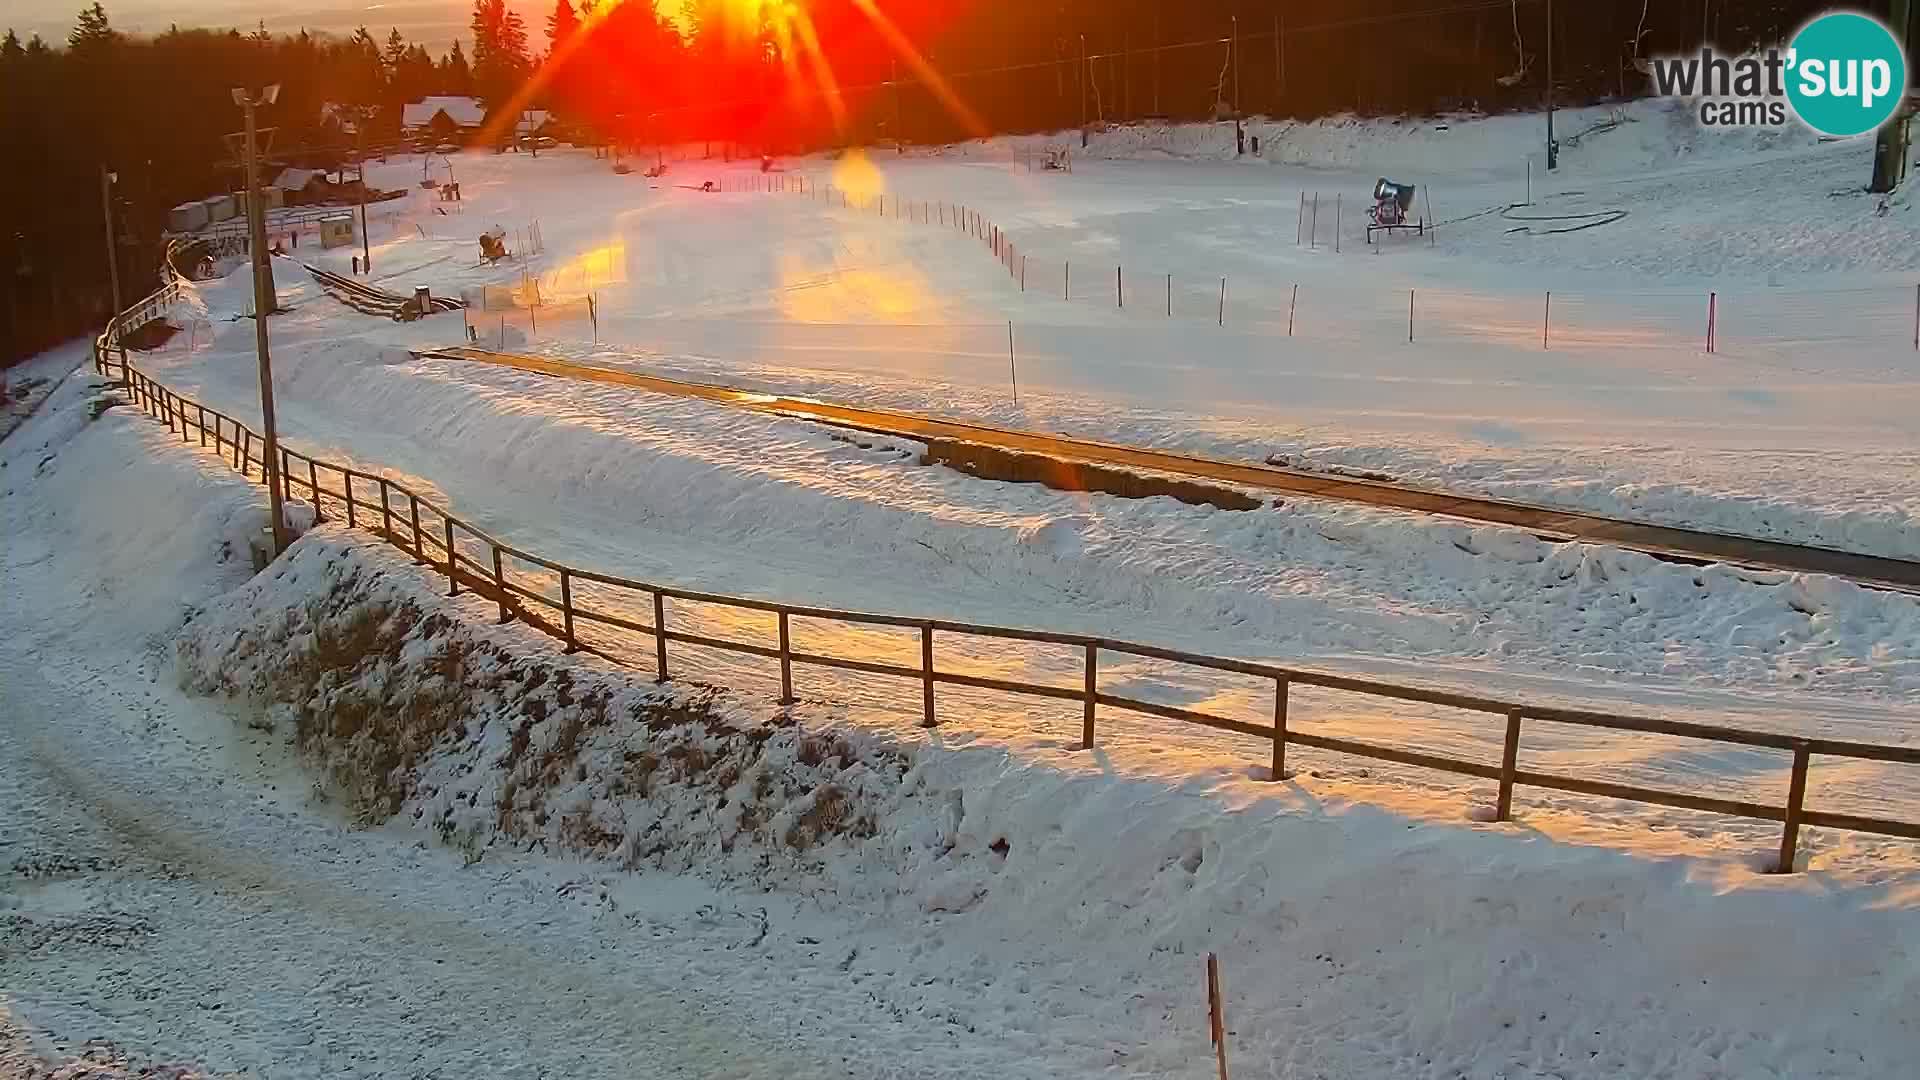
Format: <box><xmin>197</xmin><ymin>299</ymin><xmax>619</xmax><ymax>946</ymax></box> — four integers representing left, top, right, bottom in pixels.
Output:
<box><xmin>177</xmin><ymin>530</ymin><xmax>909</xmax><ymax>885</ymax></box>
<box><xmin>168</xmin><ymin>524</ymin><xmax>1920</xmax><ymax>1078</ymax></box>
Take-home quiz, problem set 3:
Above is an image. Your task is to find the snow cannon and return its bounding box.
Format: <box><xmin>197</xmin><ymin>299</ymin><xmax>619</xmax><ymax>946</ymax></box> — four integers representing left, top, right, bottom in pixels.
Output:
<box><xmin>1366</xmin><ymin>178</ymin><xmax>1425</xmax><ymax>243</ymax></box>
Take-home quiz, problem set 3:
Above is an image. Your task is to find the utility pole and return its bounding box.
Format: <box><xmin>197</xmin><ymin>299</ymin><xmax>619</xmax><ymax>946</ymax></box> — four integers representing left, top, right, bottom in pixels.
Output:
<box><xmin>356</xmin><ymin>116</ymin><xmax>371</xmax><ymax>274</ymax></box>
<box><xmin>235</xmin><ymin>86</ymin><xmax>289</xmax><ymax>556</ymax></box>
<box><xmin>1153</xmin><ymin>7</ymin><xmax>1161</xmax><ymax>116</ymax></box>
<box><xmin>1080</xmin><ymin>34</ymin><xmax>1089</xmax><ymax>147</ymax></box>
<box><xmin>1231</xmin><ymin>14</ymin><xmax>1240</xmax><ymax>118</ymax></box>
<box><xmin>1870</xmin><ymin>0</ymin><xmax>1913</xmax><ymax>193</ymax></box>
<box><xmin>98</xmin><ymin>166</ymin><xmax>121</xmax><ymax>316</ymax></box>
<box><xmin>1274</xmin><ymin>12</ymin><xmax>1284</xmax><ymax>109</ymax></box>
<box><xmin>1545</xmin><ymin>0</ymin><xmax>1558</xmax><ymax>170</ymax></box>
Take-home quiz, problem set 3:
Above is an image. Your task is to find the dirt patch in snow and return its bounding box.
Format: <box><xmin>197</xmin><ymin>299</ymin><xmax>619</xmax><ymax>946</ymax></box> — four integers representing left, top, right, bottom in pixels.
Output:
<box><xmin>924</xmin><ymin>437</ymin><xmax>1262</xmax><ymax>511</ymax></box>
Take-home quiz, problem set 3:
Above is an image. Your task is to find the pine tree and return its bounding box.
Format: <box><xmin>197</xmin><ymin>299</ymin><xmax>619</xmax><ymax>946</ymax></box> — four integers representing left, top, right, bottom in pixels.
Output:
<box><xmin>440</xmin><ymin>39</ymin><xmax>473</xmax><ymax>93</ymax></box>
<box><xmin>470</xmin><ymin>0</ymin><xmax>532</xmax><ymax>111</ymax></box>
<box><xmin>548</xmin><ymin>0</ymin><xmax>580</xmax><ymax>49</ymax></box>
<box><xmin>67</xmin><ymin>3</ymin><xmax>117</xmax><ymax>52</ymax></box>
<box><xmin>1</xmin><ymin>29</ymin><xmax>23</xmax><ymax>63</ymax></box>
<box><xmin>385</xmin><ymin>27</ymin><xmax>408</xmax><ymax>72</ymax></box>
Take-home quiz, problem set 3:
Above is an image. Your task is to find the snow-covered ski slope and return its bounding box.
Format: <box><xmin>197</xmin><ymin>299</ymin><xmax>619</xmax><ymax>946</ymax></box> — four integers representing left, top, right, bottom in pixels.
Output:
<box><xmin>127</xmin><ymin>99</ymin><xmax>1918</xmax><ymax>864</ymax></box>
<box><xmin>313</xmin><ymin>98</ymin><xmax>1920</xmax><ymax>561</ymax></box>
<box><xmin>8</xmin><ymin>363</ymin><xmax>1919</xmax><ymax>1077</ymax></box>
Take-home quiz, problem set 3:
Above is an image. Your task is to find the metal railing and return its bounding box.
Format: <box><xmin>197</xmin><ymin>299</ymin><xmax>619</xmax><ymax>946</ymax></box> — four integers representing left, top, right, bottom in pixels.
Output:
<box><xmin>94</xmin><ymin>289</ymin><xmax>1920</xmax><ymax>874</ymax></box>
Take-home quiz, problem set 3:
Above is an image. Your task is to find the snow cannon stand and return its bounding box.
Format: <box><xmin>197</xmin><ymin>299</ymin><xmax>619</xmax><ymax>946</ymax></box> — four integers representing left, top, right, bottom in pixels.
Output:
<box><xmin>479</xmin><ymin>229</ymin><xmax>510</xmax><ymax>265</ymax></box>
<box><xmin>1365</xmin><ymin>178</ymin><xmax>1424</xmax><ymax>243</ymax></box>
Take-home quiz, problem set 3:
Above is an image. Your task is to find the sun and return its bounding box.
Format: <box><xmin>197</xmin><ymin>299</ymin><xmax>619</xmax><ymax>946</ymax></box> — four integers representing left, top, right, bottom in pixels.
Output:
<box><xmin>658</xmin><ymin>0</ymin><xmax>804</xmax><ymax>41</ymax></box>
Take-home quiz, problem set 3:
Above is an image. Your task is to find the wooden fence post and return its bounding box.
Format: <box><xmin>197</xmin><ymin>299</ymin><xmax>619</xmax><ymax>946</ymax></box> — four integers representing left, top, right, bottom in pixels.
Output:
<box><xmin>1408</xmin><ymin>289</ymin><xmax>1416</xmax><ymax>343</ymax></box>
<box><xmin>1705</xmin><ymin>291</ymin><xmax>1717</xmax><ymax>354</ymax></box>
<box><xmin>1117</xmin><ymin>265</ymin><xmax>1123</xmax><ymax>309</ymax></box>
<box><xmin>307</xmin><ymin>459</ymin><xmax>321</xmax><ymax>519</ymax></box>
<box><xmin>1206</xmin><ymin>953</ymin><xmax>1230</xmax><ymax>1080</ymax></box>
<box><xmin>1272</xmin><ymin>677</ymin><xmax>1290</xmax><ymax>780</ymax></box>
<box><xmin>1288</xmin><ymin>284</ymin><xmax>1298</xmax><ymax>337</ymax></box>
<box><xmin>1496</xmin><ymin>709</ymin><xmax>1523</xmax><ymax>820</ymax></box>
<box><xmin>443</xmin><ymin>517</ymin><xmax>458</xmax><ymax>596</ymax></box>
<box><xmin>408</xmin><ymin>494</ymin><xmax>425</xmax><ymax>563</ymax></box>
<box><xmin>1777</xmin><ymin>741</ymin><xmax>1811</xmax><ymax>873</ymax></box>
<box><xmin>198</xmin><ymin>404</ymin><xmax>209</xmax><ymax>447</ymax></box>
<box><xmin>559</xmin><ymin>568</ymin><xmax>578</xmax><ymax>653</ymax></box>
<box><xmin>491</xmin><ymin>545</ymin><xmax>511</xmax><ymax>624</ymax></box>
<box><xmin>1218</xmin><ymin>278</ymin><xmax>1226</xmax><ymax>326</ymax></box>
<box><xmin>920</xmin><ymin>624</ymin><xmax>937</xmax><ymax>728</ymax></box>
<box><xmin>1543</xmin><ymin>291</ymin><xmax>1552</xmax><ymax>350</ymax></box>
<box><xmin>778</xmin><ymin>610</ymin><xmax>795</xmax><ymax>705</ymax></box>
<box><xmin>1082</xmin><ymin>643</ymin><xmax>1098</xmax><ymax>749</ymax></box>
<box><xmin>653</xmin><ymin>591</ymin><xmax>668</xmax><ymax>681</ymax></box>
<box><xmin>379</xmin><ymin>479</ymin><xmax>393</xmax><ymax>541</ymax></box>
<box><xmin>344</xmin><ymin>472</ymin><xmax>357</xmax><ymax>528</ymax></box>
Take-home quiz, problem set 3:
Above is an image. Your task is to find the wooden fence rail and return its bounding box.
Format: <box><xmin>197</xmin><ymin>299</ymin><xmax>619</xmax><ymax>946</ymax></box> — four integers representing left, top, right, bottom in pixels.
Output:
<box><xmin>93</xmin><ymin>287</ymin><xmax>1920</xmax><ymax>874</ymax></box>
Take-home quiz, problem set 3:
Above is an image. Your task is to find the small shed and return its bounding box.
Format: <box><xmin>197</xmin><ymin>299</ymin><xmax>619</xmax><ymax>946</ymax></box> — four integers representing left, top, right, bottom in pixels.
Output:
<box><xmin>318</xmin><ymin>214</ymin><xmax>357</xmax><ymax>249</ymax></box>
<box><xmin>168</xmin><ymin>201</ymin><xmax>209</xmax><ymax>233</ymax></box>
<box><xmin>201</xmin><ymin>194</ymin><xmax>236</xmax><ymax>223</ymax></box>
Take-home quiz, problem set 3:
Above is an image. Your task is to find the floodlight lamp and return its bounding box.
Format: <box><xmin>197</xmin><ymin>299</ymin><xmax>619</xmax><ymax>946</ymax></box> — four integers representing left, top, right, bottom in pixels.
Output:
<box><xmin>263</xmin><ymin>84</ymin><xmax>280</xmax><ymax>105</ymax></box>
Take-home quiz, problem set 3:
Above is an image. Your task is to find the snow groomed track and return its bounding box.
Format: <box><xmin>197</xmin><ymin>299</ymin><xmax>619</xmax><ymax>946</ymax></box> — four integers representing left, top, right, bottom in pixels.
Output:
<box><xmin>424</xmin><ymin>345</ymin><xmax>1920</xmax><ymax>595</ymax></box>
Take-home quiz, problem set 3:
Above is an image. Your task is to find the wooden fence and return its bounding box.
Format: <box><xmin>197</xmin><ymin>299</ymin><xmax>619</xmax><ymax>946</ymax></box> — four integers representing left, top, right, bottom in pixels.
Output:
<box><xmin>93</xmin><ymin>283</ymin><xmax>1920</xmax><ymax>875</ymax></box>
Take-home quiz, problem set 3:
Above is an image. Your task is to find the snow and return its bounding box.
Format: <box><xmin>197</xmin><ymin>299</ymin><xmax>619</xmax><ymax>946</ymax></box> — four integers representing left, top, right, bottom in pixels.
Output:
<box><xmin>283</xmin><ymin>98</ymin><xmax>1920</xmax><ymax>567</ymax></box>
<box><xmin>2</xmin><ymin>338</ymin><xmax>94</xmax><ymax>443</ymax></box>
<box><xmin>7</xmin><ymin>369</ymin><xmax>1920</xmax><ymax>1076</ymax></box>
<box><xmin>128</xmin><ymin>248</ymin><xmax>1920</xmax><ymax>864</ymax></box>
<box><xmin>9</xmin><ymin>102</ymin><xmax>1920</xmax><ymax>1073</ymax></box>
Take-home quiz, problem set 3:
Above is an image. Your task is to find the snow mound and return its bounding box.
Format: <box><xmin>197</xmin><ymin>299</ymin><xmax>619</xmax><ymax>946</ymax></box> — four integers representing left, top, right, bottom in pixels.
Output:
<box><xmin>177</xmin><ymin>530</ymin><xmax>906</xmax><ymax>884</ymax></box>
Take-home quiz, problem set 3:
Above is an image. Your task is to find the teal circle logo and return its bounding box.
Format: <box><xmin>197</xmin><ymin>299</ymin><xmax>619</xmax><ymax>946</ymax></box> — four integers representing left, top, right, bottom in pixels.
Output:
<box><xmin>1786</xmin><ymin>12</ymin><xmax>1908</xmax><ymax>137</ymax></box>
